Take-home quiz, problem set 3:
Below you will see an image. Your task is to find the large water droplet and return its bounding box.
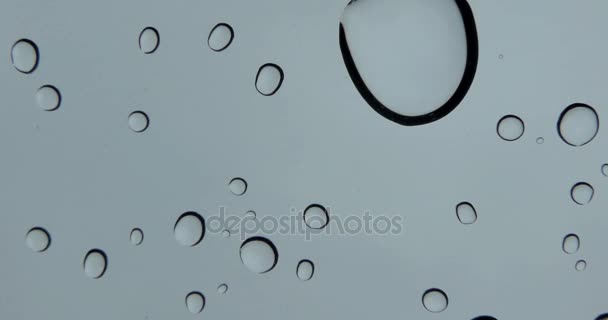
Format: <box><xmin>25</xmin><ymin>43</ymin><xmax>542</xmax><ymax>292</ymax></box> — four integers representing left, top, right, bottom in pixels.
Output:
<box><xmin>562</xmin><ymin>234</ymin><xmax>580</xmax><ymax>254</ymax></box>
<box><xmin>229</xmin><ymin>177</ymin><xmax>247</xmax><ymax>196</ymax></box>
<box><xmin>128</xmin><ymin>111</ymin><xmax>149</xmax><ymax>133</ymax></box>
<box><xmin>255</xmin><ymin>64</ymin><xmax>284</xmax><ymax>96</ymax></box>
<box><xmin>174</xmin><ymin>212</ymin><xmax>205</xmax><ymax>247</ymax></box>
<box><xmin>208</xmin><ymin>23</ymin><xmax>234</xmax><ymax>52</ymax></box>
<box><xmin>83</xmin><ymin>249</ymin><xmax>108</xmax><ymax>279</ymax></box>
<box><xmin>575</xmin><ymin>260</ymin><xmax>587</xmax><ymax>271</ymax></box>
<box><xmin>139</xmin><ymin>27</ymin><xmax>159</xmax><ymax>54</ymax></box>
<box><xmin>130</xmin><ymin>228</ymin><xmax>144</xmax><ymax>246</ymax></box>
<box><xmin>25</xmin><ymin>227</ymin><xmax>50</xmax><ymax>252</ymax></box>
<box><xmin>217</xmin><ymin>284</ymin><xmax>228</xmax><ymax>294</ymax></box>
<box><xmin>558</xmin><ymin>104</ymin><xmax>599</xmax><ymax>147</ymax></box>
<box><xmin>303</xmin><ymin>204</ymin><xmax>329</xmax><ymax>229</ymax></box>
<box><xmin>497</xmin><ymin>115</ymin><xmax>524</xmax><ymax>141</ymax></box>
<box><xmin>185</xmin><ymin>292</ymin><xmax>205</xmax><ymax>314</ymax></box>
<box><xmin>571</xmin><ymin>182</ymin><xmax>594</xmax><ymax>205</ymax></box>
<box><xmin>239</xmin><ymin>237</ymin><xmax>278</xmax><ymax>274</ymax></box>
<box><xmin>36</xmin><ymin>85</ymin><xmax>61</xmax><ymax>111</ymax></box>
<box><xmin>422</xmin><ymin>289</ymin><xmax>448</xmax><ymax>313</ymax></box>
<box><xmin>596</xmin><ymin>314</ymin><xmax>608</xmax><ymax>320</ymax></box>
<box><xmin>472</xmin><ymin>317</ymin><xmax>497</xmax><ymax>320</ymax></box>
<box><xmin>456</xmin><ymin>202</ymin><xmax>477</xmax><ymax>224</ymax></box>
<box><xmin>12</xmin><ymin>39</ymin><xmax>39</xmax><ymax>73</ymax></box>
<box><xmin>296</xmin><ymin>259</ymin><xmax>315</xmax><ymax>281</ymax></box>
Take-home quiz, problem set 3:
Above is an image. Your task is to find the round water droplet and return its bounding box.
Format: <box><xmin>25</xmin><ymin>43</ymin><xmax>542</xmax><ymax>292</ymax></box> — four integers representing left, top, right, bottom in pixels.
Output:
<box><xmin>229</xmin><ymin>177</ymin><xmax>247</xmax><ymax>196</ymax></box>
<box><xmin>11</xmin><ymin>39</ymin><xmax>39</xmax><ymax>73</ymax></box>
<box><xmin>208</xmin><ymin>23</ymin><xmax>234</xmax><ymax>52</ymax></box>
<box><xmin>536</xmin><ymin>137</ymin><xmax>544</xmax><ymax>144</ymax></box>
<box><xmin>25</xmin><ymin>227</ymin><xmax>51</xmax><ymax>252</ymax></box>
<box><xmin>245</xmin><ymin>210</ymin><xmax>256</xmax><ymax>219</ymax></box>
<box><xmin>596</xmin><ymin>314</ymin><xmax>608</xmax><ymax>320</ymax></box>
<box><xmin>217</xmin><ymin>284</ymin><xmax>228</xmax><ymax>294</ymax></box>
<box><xmin>422</xmin><ymin>289</ymin><xmax>448</xmax><ymax>313</ymax></box>
<box><xmin>36</xmin><ymin>85</ymin><xmax>61</xmax><ymax>111</ymax></box>
<box><xmin>497</xmin><ymin>115</ymin><xmax>524</xmax><ymax>141</ymax></box>
<box><xmin>128</xmin><ymin>111</ymin><xmax>149</xmax><ymax>133</ymax></box>
<box><xmin>239</xmin><ymin>237</ymin><xmax>278</xmax><ymax>274</ymax></box>
<box><xmin>571</xmin><ymin>182</ymin><xmax>594</xmax><ymax>205</ymax></box>
<box><xmin>575</xmin><ymin>260</ymin><xmax>587</xmax><ymax>271</ymax></box>
<box><xmin>558</xmin><ymin>104</ymin><xmax>599</xmax><ymax>147</ymax></box>
<box><xmin>456</xmin><ymin>202</ymin><xmax>477</xmax><ymax>224</ymax></box>
<box><xmin>296</xmin><ymin>259</ymin><xmax>315</xmax><ymax>281</ymax></box>
<box><xmin>130</xmin><ymin>228</ymin><xmax>144</xmax><ymax>246</ymax></box>
<box><xmin>601</xmin><ymin>164</ymin><xmax>607</xmax><ymax>177</ymax></box>
<box><xmin>221</xmin><ymin>230</ymin><xmax>230</xmax><ymax>238</ymax></box>
<box><xmin>83</xmin><ymin>249</ymin><xmax>107</xmax><ymax>279</ymax></box>
<box><xmin>174</xmin><ymin>212</ymin><xmax>205</xmax><ymax>247</ymax></box>
<box><xmin>255</xmin><ymin>64</ymin><xmax>284</xmax><ymax>96</ymax></box>
<box><xmin>139</xmin><ymin>27</ymin><xmax>159</xmax><ymax>54</ymax></box>
<box><xmin>562</xmin><ymin>234</ymin><xmax>580</xmax><ymax>254</ymax></box>
<box><xmin>303</xmin><ymin>204</ymin><xmax>329</xmax><ymax>229</ymax></box>
<box><xmin>185</xmin><ymin>292</ymin><xmax>205</xmax><ymax>314</ymax></box>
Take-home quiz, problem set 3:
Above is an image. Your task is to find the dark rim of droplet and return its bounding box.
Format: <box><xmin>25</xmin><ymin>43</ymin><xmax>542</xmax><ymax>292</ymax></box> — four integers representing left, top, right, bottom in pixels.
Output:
<box><xmin>562</xmin><ymin>234</ymin><xmax>580</xmax><ymax>254</ymax></box>
<box><xmin>185</xmin><ymin>291</ymin><xmax>205</xmax><ymax>312</ymax></box>
<box><xmin>239</xmin><ymin>236</ymin><xmax>279</xmax><ymax>274</ymax></box>
<box><xmin>217</xmin><ymin>283</ymin><xmax>228</xmax><ymax>293</ymax></box>
<box><xmin>570</xmin><ymin>182</ymin><xmax>594</xmax><ymax>205</ymax></box>
<box><xmin>303</xmin><ymin>204</ymin><xmax>329</xmax><ymax>229</ymax></box>
<box><xmin>255</xmin><ymin>63</ymin><xmax>284</xmax><ymax>96</ymax></box>
<box><xmin>208</xmin><ymin>23</ymin><xmax>234</xmax><ymax>52</ymax></box>
<box><xmin>422</xmin><ymin>288</ymin><xmax>448</xmax><ymax>313</ymax></box>
<box><xmin>536</xmin><ymin>137</ymin><xmax>544</xmax><ymax>144</ymax></box>
<box><xmin>456</xmin><ymin>202</ymin><xmax>477</xmax><ymax>224</ymax></box>
<box><xmin>229</xmin><ymin>177</ymin><xmax>247</xmax><ymax>195</ymax></box>
<box><xmin>129</xmin><ymin>111</ymin><xmax>149</xmax><ymax>133</ymax></box>
<box><xmin>38</xmin><ymin>85</ymin><xmax>62</xmax><ymax>111</ymax></box>
<box><xmin>174</xmin><ymin>212</ymin><xmax>206</xmax><ymax>246</ymax></box>
<box><xmin>12</xmin><ymin>39</ymin><xmax>40</xmax><ymax>74</ymax></box>
<box><xmin>603</xmin><ymin>164</ymin><xmax>608</xmax><ymax>176</ymax></box>
<box><xmin>26</xmin><ymin>227</ymin><xmax>51</xmax><ymax>252</ymax></box>
<box><xmin>496</xmin><ymin>115</ymin><xmax>525</xmax><ymax>141</ymax></box>
<box><xmin>297</xmin><ymin>259</ymin><xmax>315</xmax><ymax>281</ymax></box>
<box><xmin>575</xmin><ymin>260</ymin><xmax>586</xmax><ymax>271</ymax></box>
<box><xmin>472</xmin><ymin>317</ymin><xmax>498</xmax><ymax>320</ymax></box>
<box><xmin>139</xmin><ymin>27</ymin><xmax>159</xmax><ymax>54</ymax></box>
<box><xmin>130</xmin><ymin>228</ymin><xmax>144</xmax><ymax>245</ymax></box>
<box><xmin>557</xmin><ymin>103</ymin><xmax>599</xmax><ymax>147</ymax></box>
<box><xmin>339</xmin><ymin>0</ymin><xmax>478</xmax><ymax>126</ymax></box>
<box><xmin>84</xmin><ymin>249</ymin><xmax>108</xmax><ymax>279</ymax></box>
<box><xmin>596</xmin><ymin>314</ymin><xmax>608</xmax><ymax>320</ymax></box>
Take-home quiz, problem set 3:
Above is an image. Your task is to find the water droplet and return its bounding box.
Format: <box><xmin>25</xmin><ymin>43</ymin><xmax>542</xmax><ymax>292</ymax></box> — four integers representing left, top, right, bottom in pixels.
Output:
<box><xmin>130</xmin><ymin>228</ymin><xmax>144</xmax><ymax>246</ymax></box>
<box><xmin>208</xmin><ymin>23</ymin><xmax>234</xmax><ymax>52</ymax></box>
<box><xmin>498</xmin><ymin>54</ymin><xmax>504</xmax><ymax>60</ymax></box>
<box><xmin>229</xmin><ymin>177</ymin><xmax>247</xmax><ymax>196</ymax></box>
<box><xmin>303</xmin><ymin>204</ymin><xmax>329</xmax><ymax>229</ymax></box>
<box><xmin>596</xmin><ymin>314</ymin><xmax>608</xmax><ymax>320</ymax></box>
<box><xmin>472</xmin><ymin>317</ymin><xmax>497</xmax><ymax>320</ymax></box>
<box><xmin>296</xmin><ymin>259</ymin><xmax>314</xmax><ymax>281</ymax></box>
<box><xmin>25</xmin><ymin>227</ymin><xmax>50</xmax><ymax>252</ymax></box>
<box><xmin>139</xmin><ymin>27</ymin><xmax>159</xmax><ymax>54</ymax></box>
<box><xmin>36</xmin><ymin>85</ymin><xmax>61</xmax><ymax>111</ymax></box>
<box><xmin>11</xmin><ymin>39</ymin><xmax>39</xmax><ymax>73</ymax></box>
<box><xmin>239</xmin><ymin>237</ymin><xmax>278</xmax><ymax>274</ymax></box>
<box><xmin>571</xmin><ymin>182</ymin><xmax>594</xmax><ymax>205</ymax></box>
<box><xmin>601</xmin><ymin>164</ymin><xmax>607</xmax><ymax>177</ymax></box>
<box><xmin>575</xmin><ymin>260</ymin><xmax>587</xmax><ymax>271</ymax></box>
<box><xmin>217</xmin><ymin>284</ymin><xmax>228</xmax><ymax>294</ymax></box>
<box><xmin>174</xmin><ymin>212</ymin><xmax>205</xmax><ymax>247</ymax></box>
<box><xmin>497</xmin><ymin>115</ymin><xmax>524</xmax><ymax>141</ymax></box>
<box><xmin>422</xmin><ymin>289</ymin><xmax>448</xmax><ymax>313</ymax></box>
<box><xmin>245</xmin><ymin>210</ymin><xmax>256</xmax><ymax>219</ymax></box>
<box><xmin>221</xmin><ymin>230</ymin><xmax>230</xmax><ymax>238</ymax></box>
<box><xmin>255</xmin><ymin>64</ymin><xmax>284</xmax><ymax>96</ymax></box>
<box><xmin>185</xmin><ymin>292</ymin><xmax>205</xmax><ymax>314</ymax></box>
<box><xmin>536</xmin><ymin>137</ymin><xmax>544</xmax><ymax>144</ymax></box>
<box><xmin>83</xmin><ymin>249</ymin><xmax>107</xmax><ymax>279</ymax></box>
<box><xmin>456</xmin><ymin>202</ymin><xmax>477</xmax><ymax>224</ymax></box>
<box><xmin>128</xmin><ymin>111</ymin><xmax>149</xmax><ymax>133</ymax></box>
<box><xmin>562</xmin><ymin>234</ymin><xmax>580</xmax><ymax>254</ymax></box>
<box><xmin>557</xmin><ymin>104</ymin><xmax>599</xmax><ymax>147</ymax></box>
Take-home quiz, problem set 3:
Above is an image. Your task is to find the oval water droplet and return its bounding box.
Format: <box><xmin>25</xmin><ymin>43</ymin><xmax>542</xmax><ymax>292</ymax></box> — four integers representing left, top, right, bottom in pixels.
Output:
<box><xmin>296</xmin><ymin>259</ymin><xmax>315</xmax><ymax>281</ymax></box>
<box><xmin>229</xmin><ymin>177</ymin><xmax>247</xmax><ymax>196</ymax></box>
<box><xmin>129</xmin><ymin>111</ymin><xmax>149</xmax><ymax>133</ymax></box>
<box><xmin>130</xmin><ymin>228</ymin><xmax>144</xmax><ymax>246</ymax></box>
<box><xmin>456</xmin><ymin>202</ymin><xmax>477</xmax><ymax>224</ymax></box>
<box><xmin>602</xmin><ymin>164</ymin><xmax>608</xmax><ymax>177</ymax></box>
<box><xmin>575</xmin><ymin>260</ymin><xmax>587</xmax><ymax>271</ymax></box>
<box><xmin>12</xmin><ymin>39</ymin><xmax>39</xmax><ymax>73</ymax></box>
<box><xmin>217</xmin><ymin>284</ymin><xmax>228</xmax><ymax>294</ymax></box>
<box><xmin>422</xmin><ymin>289</ymin><xmax>448</xmax><ymax>313</ymax></box>
<box><xmin>139</xmin><ymin>27</ymin><xmax>159</xmax><ymax>54</ymax></box>
<box><xmin>562</xmin><ymin>234</ymin><xmax>580</xmax><ymax>254</ymax></box>
<box><xmin>558</xmin><ymin>104</ymin><xmax>599</xmax><ymax>147</ymax></box>
<box><xmin>571</xmin><ymin>182</ymin><xmax>594</xmax><ymax>205</ymax></box>
<box><xmin>36</xmin><ymin>85</ymin><xmax>61</xmax><ymax>111</ymax></box>
<box><xmin>303</xmin><ymin>204</ymin><xmax>329</xmax><ymax>229</ymax></box>
<box><xmin>83</xmin><ymin>249</ymin><xmax>107</xmax><ymax>279</ymax></box>
<box><xmin>255</xmin><ymin>64</ymin><xmax>284</xmax><ymax>96</ymax></box>
<box><xmin>174</xmin><ymin>212</ymin><xmax>205</xmax><ymax>247</ymax></box>
<box><xmin>536</xmin><ymin>137</ymin><xmax>544</xmax><ymax>144</ymax></box>
<box><xmin>208</xmin><ymin>23</ymin><xmax>234</xmax><ymax>52</ymax></box>
<box><xmin>25</xmin><ymin>227</ymin><xmax>51</xmax><ymax>252</ymax></box>
<box><xmin>245</xmin><ymin>210</ymin><xmax>256</xmax><ymax>219</ymax></box>
<box><xmin>497</xmin><ymin>115</ymin><xmax>524</xmax><ymax>141</ymax></box>
<box><xmin>185</xmin><ymin>292</ymin><xmax>205</xmax><ymax>314</ymax></box>
<box><xmin>239</xmin><ymin>236</ymin><xmax>278</xmax><ymax>274</ymax></box>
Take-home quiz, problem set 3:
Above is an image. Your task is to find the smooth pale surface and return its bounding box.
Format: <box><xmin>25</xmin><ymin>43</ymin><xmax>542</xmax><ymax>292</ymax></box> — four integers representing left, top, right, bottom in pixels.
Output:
<box><xmin>174</xmin><ymin>214</ymin><xmax>204</xmax><ymax>246</ymax></box>
<box><xmin>255</xmin><ymin>65</ymin><xmax>282</xmax><ymax>95</ymax></box>
<box><xmin>128</xmin><ymin>111</ymin><xmax>148</xmax><ymax>132</ymax></box>
<box><xmin>36</xmin><ymin>86</ymin><xmax>60</xmax><ymax>111</ymax></box>
<box><xmin>303</xmin><ymin>205</ymin><xmax>328</xmax><ymax>229</ymax></box>
<box><xmin>558</xmin><ymin>106</ymin><xmax>599</xmax><ymax>146</ymax></box>
<box><xmin>422</xmin><ymin>289</ymin><xmax>448</xmax><ymax>313</ymax></box>
<box><xmin>296</xmin><ymin>260</ymin><xmax>314</xmax><ymax>281</ymax></box>
<box><xmin>240</xmin><ymin>238</ymin><xmax>277</xmax><ymax>273</ymax></box>
<box><xmin>341</xmin><ymin>0</ymin><xmax>467</xmax><ymax>116</ymax></box>
<box><xmin>185</xmin><ymin>292</ymin><xmax>205</xmax><ymax>313</ymax></box>
<box><xmin>571</xmin><ymin>183</ymin><xmax>593</xmax><ymax>205</ymax></box>
<box><xmin>562</xmin><ymin>235</ymin><xmax>580</xmax><ymax>254</ymax></box>
<box><xmin>25</xmin><ymin>228</ymin><xmax>50</xmax><ymax>252</ymax></box>
<box><xmin>139</xmin><ymin>28</ymin><xmax>159</xmax><ymax>54</ymax></box>
<box><xmin>456</xmin><ymin>202</ymin><xmax>477</xmax><ymax>224</ymax></box>
<box><xmin>208</xmin><ymin>24</ymin><xmax>233</xmax><ymax>51</ymax></box>
<box><xmin>83</xmin><ymin>250</ymin><xmax>107</xmax><ymax>278</ymax></box>
<box><xmin>497</xmin><ymin>116</ymin><xmax>524</xmax><ymax>141</ymax></box>
<box><xmin>11</xmin><ymin>40</ymin><xmax>38</xmax><ymax>73</ymax></box>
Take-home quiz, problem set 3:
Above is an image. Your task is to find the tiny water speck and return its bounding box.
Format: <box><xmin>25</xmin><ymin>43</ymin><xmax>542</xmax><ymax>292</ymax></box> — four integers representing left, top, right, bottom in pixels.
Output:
<box><xmin>217</xmin><ymin>284</ymin><xmax>228</xmax><ymax>294</ymax></box>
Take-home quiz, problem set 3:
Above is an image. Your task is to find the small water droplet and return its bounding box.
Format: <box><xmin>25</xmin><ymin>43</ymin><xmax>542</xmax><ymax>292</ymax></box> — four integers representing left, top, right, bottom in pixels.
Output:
<box><xmin>174</xmin><ymin>212</ymin><xmax>205</xmax><ymax>247</ymax></box>
<box><xmin>557</xmin><ymin>104</ymin><xmax>599</xmax><ymax>147</ymax></box>
<box><xmin>562</xmin><ymin>234</ymin><xmax>580</xmax><ymax>254</ymax></box>
<box><xmin>498</xmin><ymin>54</ymin><xmax>504</xmax><ymax>60</ymax></box>
<box><xmin>239</xmin><ymin>237</ymin><xmax>278</xmax><ymax>274</ymax></box>
<box><xmin>575</xmin><ymin>260</ymin><xmax>587</xmax><ymax>271</ymax></box>
<box><xmin>129</xmin><ymin>111</ymin><xmax>149</xmax><ymax>133</ymax></box>
<box><xmin>296</xmin><ymin>259</ymin><xmax>314</xmax><ymax>281</ymax></box>
<box><xmin>185</xmin><ymin>292</ymin><xmax>205</xmax><ymax>314</ymax></box>
<box><xmin>12</xmin><ymin>39</ymin><xmax>39</xmax><ymax>73</ymax></box>
<box><xmin>139</xmin><ymin>27</ymin><xmax>159</xmax><ymax>54</ymax></box>
<box><xmin>229</xmin><ymin>177</ymin><xmax>247</xmax><ymax>196</ymax></box>
<box><xmin>456</xmin><ymin>202</ymin><xmax>477</xmax><ymax>224</ymax></box>
<box><xmin>255</xmin><ymin>64</ymin><xmax>284</xmax><ymax>96</ymax></box>
<box><xmin>536</xmin><ymin>137</ymin><xmax>544</xmax><ymax>144</ymax></box>
<box><xmin>245</xmin><ymin>210</ymin><xmax>256</xmax><ymax>219</ymax></box>
<box><xmin>497</xmin><ymin>115</ymin><xmax>524</xmax><ymax>141</ymax></box>
<box><xmin>83</xmin><ymin>249</ymin><xmax>107</xmax><ymax>279</ymax></box>
<box><xmin>422</xmin><ymin>289</ymin><xmax>448</xmax><ymax>313</ymax></box>
<box><xmin>303</xmin><ymin>204</ymin><xmax>329</xmax><ymax>229</ymax></box>
<box><xmin>36</xmin><ymin>85</ymin><xmax>61</xmax><ymax>111</ymax></box>
<box><xmin>25</xmin><ymin>227</ymin><xmax>50</xmax><ymax>252</ymax></box>
<box><xmin>217</xmin><ymin>284</ymin><xmax>228</xmax><ymax>294</ymax></box>
<box><xmin>571</xmin><ymin>182</ymin><xmax>594</xmax><ymax>205</ymax></box>
<box><xmin>208</xmin><ymin>23</ymin><xmax>234</xmax><ymax>52</ymax></box>
<box><xmin>601</xmin><ymin>164</ymin><xmax>607</xmax><ymax>177</ymax></box>
<box><xmin>472</xmin><ymin>317</ymin><xmax>497</xmax><ymax>320</ymax></box>
<box><xmin>130</xmin><ymin>228</ymin><xmax>144</xmax><ymax>246</ymax></box>
<box><xmin>221</xmin><ymin>230</ymin><xmax>230</xmax><ymax>238</ymax></box>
